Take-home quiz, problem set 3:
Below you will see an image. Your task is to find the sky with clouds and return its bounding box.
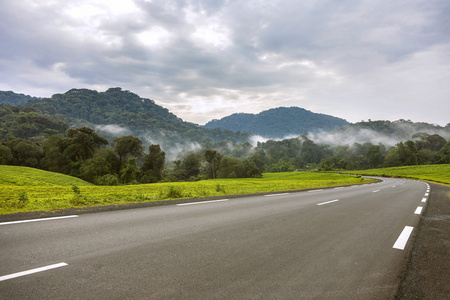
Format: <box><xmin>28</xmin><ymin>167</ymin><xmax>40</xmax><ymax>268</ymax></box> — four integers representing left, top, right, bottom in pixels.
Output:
<box><xmin>1</xmin><ymin>0</ymin><xmax>449</xmax><ymax>126</ymax></box>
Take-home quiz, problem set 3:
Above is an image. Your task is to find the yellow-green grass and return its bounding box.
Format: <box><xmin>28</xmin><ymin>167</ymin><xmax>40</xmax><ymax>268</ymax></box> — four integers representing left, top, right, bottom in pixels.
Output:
<box><xmin>0</xmin><ymin>165</ymin><xmax>92</xmax><ymax>187</ymax></box>
<box><xmin>341</xmin><ymin>164</ymin><xmax>450</xmax><ymax>185</ymax></box>
<box><xmin>0</xmin><ymin>166</ymin><xmax>374</xmax><ymax>215</ymax></box>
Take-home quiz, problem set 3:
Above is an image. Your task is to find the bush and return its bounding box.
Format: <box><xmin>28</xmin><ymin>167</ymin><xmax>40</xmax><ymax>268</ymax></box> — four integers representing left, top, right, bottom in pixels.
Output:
<box><xmin>215</xmin><ymin>184</ymin><xmax>226</xmax><ymax>193</ymax></box>
<box><xmin>17</xmin><ymin>192</ymin><xmax>29</xmax><ymax>208</ymax></box>
<box><xmin>165</xmin><ymin>185</ymin><xmax>184</xmax><ymax>199</ymax></box>
<box><xmin>96</xmin><ymin>174</ymin><xmax>119</xmax><ymax>186</ymax></box>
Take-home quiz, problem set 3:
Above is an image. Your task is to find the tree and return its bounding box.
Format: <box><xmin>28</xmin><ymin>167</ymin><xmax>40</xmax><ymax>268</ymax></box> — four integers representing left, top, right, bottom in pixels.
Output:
<box><xmin>439</xmin><ymin>141</ymin><xmax>450</xmax><ymax>163</ymax></box>
<box><xmin>384</xmin><ymin>146</ymin><xmax>401</xmax><ymax>167</ymax></box>
<box><xmin>181</xmin><ymin>153</ymin><xmax>202</xmax><ymax>179</ymax></box>
<box><xmin>113</xmin><ymin>136</ymin><xmax>143</xmax><ymax>166</ymax></box>
<box><xmin>366</xmin><ymin>145</ymin><xmax>384</xmax><ymax>168</ymax></box>
<box><xmin>40</xmin><ymin>135</ymin><xmax>67</xmax><ymax>173</ymax></box>
<box><xmin>120</xmin><ymin>158</ymin><xmax>138</xmax><ymax>184</ymax></box>
<box><xmin>300</xmin><ymin>138</ymin><xmax>321</xmax><ymax>163</ymax></box>
<box><xmin>204</xmin><ymin>149</ymin><xmax>222</xmax><ymax>179</ymax></box>
<box><xmin>141</xmin><ymin>144</ymin><xmax>165</xmax><ymax>183</ymax></box>
<box><xmin>65</xmin><ymin>127</ymin><xmax>108</xmax><ymax>161</ymax></box>
<box><xmin>425</xmin><ymin>134</ymin><xmax>447</xmax><ymax>152</ymax></box>
<box><xmin>4</xmin><ymin>139</ymin><xmax>43</xmax><ymax>168</ymax></box>
<box><xmin>0</xmin><ymin>144</ymin><xmax>13</xmax><ymax>164</ymax></box>
<box><xmin>80</xmin><ymin>149</ymin><xmax>120</xmax><ymax>184</ymax></box>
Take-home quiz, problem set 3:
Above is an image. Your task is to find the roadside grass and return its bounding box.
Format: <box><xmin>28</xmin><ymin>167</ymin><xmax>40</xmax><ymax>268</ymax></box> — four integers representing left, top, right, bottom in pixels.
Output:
<box><xmin>340</xmin><ymin>164</ymin><xmax>450</xmax><ymax>185</ymax></box>
<box><xmin>0</xmin><ymin>166</ymin><xmax>373</xmax><ymax>214</ymax></box>
<box><xmin>0</xmin><ymin>165</ymin><xmax>92</xmax><ymax>187</ymax></box>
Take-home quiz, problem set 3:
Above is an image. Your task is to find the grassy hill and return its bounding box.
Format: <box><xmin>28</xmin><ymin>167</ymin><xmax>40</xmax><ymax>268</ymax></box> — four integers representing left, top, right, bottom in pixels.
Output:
<box><xmin>341</xmin><ymin>164</ymin><xmax>450</xmax><ymax>185</ymax></box>
<box><xmin>0</xmin><ymin>168</ymin><xmax>372</xmax><ymax>215</ymax></box>
<box><xmin>0</xmin><ymin>165</ymin><xmax>92</xmax><ymax>186</ymax></box>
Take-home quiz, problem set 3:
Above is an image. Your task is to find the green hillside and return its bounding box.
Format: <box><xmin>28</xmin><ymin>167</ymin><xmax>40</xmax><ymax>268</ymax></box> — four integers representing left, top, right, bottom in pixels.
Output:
<box><xmin>342</xmin><ymin>164</ymin><xmax>450</xmax><ymax>185</ymax></box>
<box><xmin>0</xmin><ymin>91</ymin><xmax>38</xmax><ymax>106</ymax></box>
<box><xmin>26</xmin><ymin>87</ymin><xmax>250</xmax><ymax>145</ymax></box>
<box><xmin>0</xmin><ymin>165</ymin><xmax>92</xmax><ymax>186</ymax></box>
<box><xmin>204</xmin><ymin>107</ymin><xmax>349</xmax><ymax>138</ymax></box>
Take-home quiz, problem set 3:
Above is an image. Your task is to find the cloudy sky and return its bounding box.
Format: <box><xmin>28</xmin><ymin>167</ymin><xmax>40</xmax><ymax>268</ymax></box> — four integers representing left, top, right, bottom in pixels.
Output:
<box><xmin>1</xmin><ymin>0</ymin><xmax>449</xmax><ymax>126</ymax></box>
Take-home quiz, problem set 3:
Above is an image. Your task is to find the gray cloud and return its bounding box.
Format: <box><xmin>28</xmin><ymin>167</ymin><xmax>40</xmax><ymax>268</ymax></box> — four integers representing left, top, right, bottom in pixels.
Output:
<box><xmin>0</xmin><ymin>0</ymin><xmax>449</xmax><ymax>126</ymax></box>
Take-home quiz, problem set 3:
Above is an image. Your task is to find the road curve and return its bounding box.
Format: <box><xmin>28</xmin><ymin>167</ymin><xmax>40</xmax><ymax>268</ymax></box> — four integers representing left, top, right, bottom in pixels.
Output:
<box><xmin>0</xmin><ymin>178</ymin><xmax>429</xmax><ymax>299</ymax></box>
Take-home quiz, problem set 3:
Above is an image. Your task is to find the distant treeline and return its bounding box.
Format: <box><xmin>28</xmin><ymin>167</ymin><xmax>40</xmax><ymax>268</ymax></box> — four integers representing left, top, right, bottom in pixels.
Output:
<box><xmin>1</xmin><ymin>119</ymin><xmax>449</xmax><ymax>185</ymax></box>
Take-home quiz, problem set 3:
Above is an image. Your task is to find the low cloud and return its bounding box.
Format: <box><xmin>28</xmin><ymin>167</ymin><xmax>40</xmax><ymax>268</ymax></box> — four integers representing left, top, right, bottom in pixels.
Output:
<box><xmin>95</xmin><ymin>124</ymin><xmax>131</xmax><ymax>136</ymax></box>
<box><xmin>307</xmin><ymin>128</ymin><xmax>401</xmax><ymax>147</ymax></box>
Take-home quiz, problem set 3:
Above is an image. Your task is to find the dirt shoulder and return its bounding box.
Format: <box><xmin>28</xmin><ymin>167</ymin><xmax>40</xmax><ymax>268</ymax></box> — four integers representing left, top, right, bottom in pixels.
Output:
<box><xmin>395</xmin><ymin>182</ymin><xmax>450</xmax><ymax>299</ymax></box>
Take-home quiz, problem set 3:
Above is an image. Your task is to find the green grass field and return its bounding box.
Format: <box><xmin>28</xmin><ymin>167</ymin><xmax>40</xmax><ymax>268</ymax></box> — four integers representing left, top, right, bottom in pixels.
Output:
<box><xmin>0</xmin><ymin>165</ymin><xmax>93</xmax><ymax>187</ymax></box>
<box><xmin>340</xmin><ymin>164</ymin><xmax>450</xmax><ymax>185</ymax></box>
<box><xmin>0</xmin><ymin>165</ymin><xmax>372</xmax><ymax>215</ymax></box>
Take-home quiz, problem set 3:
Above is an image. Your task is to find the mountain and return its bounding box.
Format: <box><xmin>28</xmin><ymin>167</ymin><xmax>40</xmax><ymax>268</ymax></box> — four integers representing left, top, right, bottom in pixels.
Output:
<box><xmin>204</xmin><ymin>107</ymin><xmax>349</xmax><ymax>138</ymax></box>
<box><xmin>0</xmin><ymin>91</ymin><xmax>39</xmax><ymax>106</ymax></box>
<box><xmin>22</xmin><ymin>88</ymin><xmax>250</xmax><ymax>147</ymax></box>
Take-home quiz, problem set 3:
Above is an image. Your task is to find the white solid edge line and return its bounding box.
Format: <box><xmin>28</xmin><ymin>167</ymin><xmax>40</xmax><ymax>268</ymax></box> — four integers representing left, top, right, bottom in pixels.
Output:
<box><xmin>317</xmin><ymin>199</ymin><xmax>339</xmax><ymax>206</ymax></box>
<box><xmin>177</xmin><ymin>199</ymin><xmax>229</xmax><ymax>206</ymax></box>
<box><xmin>308</xmin><ymin>189</ymin><xmax>323</xmax><ymax>193</ymax></box>
<box><xmin>0</xmin><ymin>215</ymin><xmax>79</xmax><ymax>226</ymax></box>
<box><xmin>265</xmin><ymin>193</ymin><xmax>290</xmax><ymax>197</ymax></box>
<box><xmin>393</xmin><ymin>226</ymin><xmax>414</xmax><ymax>250</ymax></box>
<box><xmin>0</xmin><ymin>263</ymin><xmax>68</xmax><ymax>282</ymax></box>
<box><xmin>414</xmin><ymin>207</ymin><xmax>423</xmax><ymax>215</ymax></box>
<box><xmin>421</xmin><ymin>198</ymin><xmax>427</xmax><ymax>203</ymax></box>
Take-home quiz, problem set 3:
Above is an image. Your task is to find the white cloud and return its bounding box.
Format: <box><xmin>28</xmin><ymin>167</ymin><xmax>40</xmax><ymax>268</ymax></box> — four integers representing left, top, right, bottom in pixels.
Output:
<box><xmin>0</xmin><ymin>0</ymin><xmax>449</xmax><ymax>126</ymax></box>
<box><xmin>137</xmin><ymin>26</ymin><xmax>172</xmax><ymax>48</ymax></box>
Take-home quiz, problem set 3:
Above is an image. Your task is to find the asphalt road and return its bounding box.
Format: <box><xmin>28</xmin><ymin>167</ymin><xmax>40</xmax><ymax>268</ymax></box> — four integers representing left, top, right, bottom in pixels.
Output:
<box><xmin>0</xmin><ymin>178</ymin><xmax>429</xmax><ymax>299</ymax></box>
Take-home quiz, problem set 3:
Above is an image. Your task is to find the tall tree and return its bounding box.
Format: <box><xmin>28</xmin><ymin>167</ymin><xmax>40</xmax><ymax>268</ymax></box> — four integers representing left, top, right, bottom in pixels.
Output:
<box><xmin>141</xmin><ymin>144</ymin><xmax>165</xmax><ymax>183</ymax></box>
<box><xmin>113</xmin><ymin>135</ymin><xmax>143</xmax><ymax>166</ymax></box>
<box><xmin>0</xmin><ymin>144</ymin><xmax>13</xmax><ymax>164</ymax></box>
<box><xmin>64</xmin><ymin>127</ymin><xmax>108</xmax><ymax>161</ymax></box>
<box><xmin>181</xmin><ymin>153</ymin><xmax>202</xmax><ymax>179</ymax></box>
<box><xmin>366</xmin><ymin>145</ymin><xmax>384</xmax><ymax>168</ymax></box>
<box><xmin>205</xmin><ymin>149</ymin><xmax>222</xmax><ymax>179</ymax></box>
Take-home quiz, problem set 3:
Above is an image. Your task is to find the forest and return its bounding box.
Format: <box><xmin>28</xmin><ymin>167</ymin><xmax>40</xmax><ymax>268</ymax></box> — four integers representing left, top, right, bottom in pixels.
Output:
<box><xmin>0</xmin><ymin>88</ymin><xmax>449</xmax><ymax>186</ymax></box>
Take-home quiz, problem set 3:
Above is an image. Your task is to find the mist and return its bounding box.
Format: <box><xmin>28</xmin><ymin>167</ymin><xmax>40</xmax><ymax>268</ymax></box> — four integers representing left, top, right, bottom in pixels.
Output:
<box><xmin>307</xmin><ymin>123</ymin><xmax>450</xmax><ymax>147</ymax></box>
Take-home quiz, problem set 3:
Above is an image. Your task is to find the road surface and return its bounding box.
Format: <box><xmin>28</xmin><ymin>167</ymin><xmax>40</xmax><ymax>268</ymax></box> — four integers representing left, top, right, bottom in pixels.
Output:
<box><xmin>0</xmin><ymin>177</ymin><xmax>429</xmax><ymax>299</ymax></box>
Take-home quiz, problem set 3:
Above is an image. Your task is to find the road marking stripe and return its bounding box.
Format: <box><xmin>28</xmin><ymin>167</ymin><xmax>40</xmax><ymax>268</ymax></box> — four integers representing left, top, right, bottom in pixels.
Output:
<box><xmin>0</xmin><ymin>215</ymin><xmax>78</xmax><ymax>226</ymax></box>
<box><xmin>333</xmin><ymin>187</ymin><xmax>345</xmax><ymax>190</ymax></box>
<box><xmin>424</xmin><ymin>193</ymin><xmax>429</xmax><ymax>196</ymax></box>
<box><xmin>0</xmin><ymin>263</ymin><xmax>68</xmax><ymax>282</ymax></box>
<box><xmin>393</xmin><ymin>226</ymin><xmax>414</xmax><ymax>250</ymax></box>
<box><xmin>308</xmin><ymin>189</ymin><xmax>323</xmax><ymax>193</ymax></box>
<box><xmin>421</xmin><ymin>198</ymin><xmax>427</xmax><ymax>203</ymax></box>
<box><xmin>372</xmin><ymin>190</ymin><xmax>380</xmax><ymax>193</ymax></box>
<box><xmin>176</xmin><ymin>199</ymin><xmax>229</xmax><ymax>206</ymax></box>
<box><xmin>265</xmin><ymin>193</ymin><xmax>290</xmax><ymax>197</ymax></box>
<box><xmin>317</xmin><ymin>199</ymin><xmax>339</xmax><ymax>206</ymax></box>
<box><xmin>414</xmin><ymin>207</ymin><xmax>423</xmax><ymax>215</ymax></box>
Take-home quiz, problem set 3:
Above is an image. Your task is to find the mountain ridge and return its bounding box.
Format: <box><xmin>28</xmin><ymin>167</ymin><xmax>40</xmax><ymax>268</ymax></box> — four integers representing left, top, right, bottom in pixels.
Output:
<box><xmin>204</xmin><ymin>106</ymin><xmax>349</xmax><ymax>138</ymax></box>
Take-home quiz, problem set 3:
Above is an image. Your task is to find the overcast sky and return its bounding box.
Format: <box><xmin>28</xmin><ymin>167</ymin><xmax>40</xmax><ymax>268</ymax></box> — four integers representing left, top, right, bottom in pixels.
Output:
<box><xmin>1</xmin><ymin>0</ymin><xmax>449</xmax><ymax>126</ymax></box>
